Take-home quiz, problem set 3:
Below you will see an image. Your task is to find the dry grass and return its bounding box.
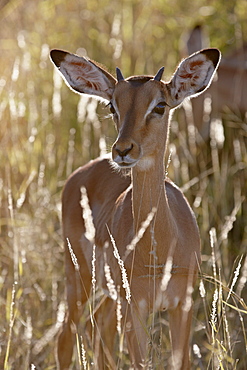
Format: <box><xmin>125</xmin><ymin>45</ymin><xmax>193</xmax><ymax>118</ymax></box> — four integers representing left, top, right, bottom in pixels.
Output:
<box><xmin>1</xmin><ymin>1</ymin><xmax>246</xmax><ymax>369</ymax></box>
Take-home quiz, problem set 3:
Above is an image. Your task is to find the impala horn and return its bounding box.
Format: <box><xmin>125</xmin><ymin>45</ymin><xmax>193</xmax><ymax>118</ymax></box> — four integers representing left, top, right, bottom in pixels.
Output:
<box><xmin>154</xmin><ymin>66</ymin><xmax>165</xmax><ymax>81</ymax></box>
<box><xmin>116</xmin><ymin>67</ymin><xmax>125</xmax><ymax>81</ymax></box>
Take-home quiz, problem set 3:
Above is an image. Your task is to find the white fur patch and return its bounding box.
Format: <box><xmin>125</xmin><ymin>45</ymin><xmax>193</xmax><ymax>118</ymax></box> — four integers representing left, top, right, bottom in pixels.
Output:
<box><xmin>136</xmin><ymin>156</ymin><xmax>155</xmax><ymax>171</ymax></box>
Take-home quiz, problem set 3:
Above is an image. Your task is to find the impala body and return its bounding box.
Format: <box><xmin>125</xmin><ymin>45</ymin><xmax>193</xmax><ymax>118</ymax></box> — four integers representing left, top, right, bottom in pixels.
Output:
<box><xmin>50</xmin><ymin>47</ymin><xmax>220</xmax><ymax>369</ymax></box>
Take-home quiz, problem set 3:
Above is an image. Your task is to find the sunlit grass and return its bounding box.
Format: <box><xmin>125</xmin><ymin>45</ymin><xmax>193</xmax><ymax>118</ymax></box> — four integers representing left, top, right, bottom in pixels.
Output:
<box><xmin>1</xmin><ymin>0</ymin><xmax>246</xmax><ymax>368</ymax></box>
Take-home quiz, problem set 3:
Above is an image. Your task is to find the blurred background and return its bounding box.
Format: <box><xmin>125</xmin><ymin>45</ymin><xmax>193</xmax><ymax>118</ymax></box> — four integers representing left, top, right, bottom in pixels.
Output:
<box><xmin>0</xmin><ymin>0</ymin><xmax>246</xmax><ymax>368</ymax></box>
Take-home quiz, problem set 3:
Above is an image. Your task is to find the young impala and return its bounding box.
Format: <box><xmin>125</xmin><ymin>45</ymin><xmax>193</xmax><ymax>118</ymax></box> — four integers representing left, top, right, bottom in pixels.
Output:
<box><xmin>50</xmin><ymin>47</ymin><xmax>220</xmax><ymax>369</ymax></box>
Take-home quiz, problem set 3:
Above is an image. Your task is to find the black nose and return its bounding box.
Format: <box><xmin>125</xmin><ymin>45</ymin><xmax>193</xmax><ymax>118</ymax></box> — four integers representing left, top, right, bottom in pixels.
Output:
<box><xmin>115</xmin><ymin>144</ymin><xmax>133</xmax><ymax>158</ymax></box>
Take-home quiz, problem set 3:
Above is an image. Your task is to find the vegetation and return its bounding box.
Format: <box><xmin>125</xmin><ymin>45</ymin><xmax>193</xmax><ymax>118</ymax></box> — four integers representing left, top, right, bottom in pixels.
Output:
<box><xmin>0</xmin><ymin>0</ymin><xmax>246</xmax><ymax>368</ymax></box>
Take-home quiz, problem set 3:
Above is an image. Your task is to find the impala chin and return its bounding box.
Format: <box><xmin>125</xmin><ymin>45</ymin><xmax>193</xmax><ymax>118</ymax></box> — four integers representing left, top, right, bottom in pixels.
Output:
<box><xmin>118</xmin><ymin>161</ymin><xmax>137</xmax><ymax>169</ymax></box>
<box><xmin>109</xmin><ymin>158</ymin><xmax>134</xmax><ymax>174</ymax></box>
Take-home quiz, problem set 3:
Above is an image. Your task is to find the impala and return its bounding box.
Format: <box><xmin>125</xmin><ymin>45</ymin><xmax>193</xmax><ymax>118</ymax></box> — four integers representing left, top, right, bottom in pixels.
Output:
<box><xmin>50</xmin><ymin>47</ymin><xmax>221</xmax><ymax>369</ymax></box>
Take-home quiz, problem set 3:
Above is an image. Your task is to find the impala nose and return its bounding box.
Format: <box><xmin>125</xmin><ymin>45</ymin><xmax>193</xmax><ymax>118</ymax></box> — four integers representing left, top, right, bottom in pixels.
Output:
<box><xmin>115</xmin><ymin>144</ymin><xmax>133</xmax><ymax>158</ymax></box>
<box><xmin>112</xmin><ymin>141</ymin><xmax>138</xmax><ymax>167</ymax></box>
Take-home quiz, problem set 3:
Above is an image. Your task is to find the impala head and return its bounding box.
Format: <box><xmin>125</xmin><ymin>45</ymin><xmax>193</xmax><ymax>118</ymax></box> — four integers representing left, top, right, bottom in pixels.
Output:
<box><xmin>50</xmin><ymin>48</ymin><xmax>221</xmax><ymax>170</ymax></box>
<box><xmin>110</xmin><ymin>73</ymin><xmax>172</xmax><ymax>170</ymax></box>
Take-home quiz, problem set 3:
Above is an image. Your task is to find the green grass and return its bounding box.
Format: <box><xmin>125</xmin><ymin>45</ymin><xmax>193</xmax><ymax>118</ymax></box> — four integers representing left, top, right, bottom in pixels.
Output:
<box><xmin>1</xmin><ymin>1</ymin><xmax>246</xmax><ymax>369</ymax></box>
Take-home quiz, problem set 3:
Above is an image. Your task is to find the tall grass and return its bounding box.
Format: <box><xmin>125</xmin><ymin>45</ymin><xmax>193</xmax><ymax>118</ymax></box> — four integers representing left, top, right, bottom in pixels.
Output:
<box><xmin>1</xmin><ymin>0</ymin><xmax>246</xmax><ymax>368</ymax></box>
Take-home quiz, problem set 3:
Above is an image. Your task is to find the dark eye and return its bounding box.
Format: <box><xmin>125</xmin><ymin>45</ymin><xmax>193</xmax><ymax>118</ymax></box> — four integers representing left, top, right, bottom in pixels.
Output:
<box><xmin>108</xmin><ymin>102</ymin><xmax>116</xmax><ymax>115</ymax></box>
<box><xmin>152</xmin><ymin>102</ymin><xmax>166</xmax><ymax>115</ymax></box>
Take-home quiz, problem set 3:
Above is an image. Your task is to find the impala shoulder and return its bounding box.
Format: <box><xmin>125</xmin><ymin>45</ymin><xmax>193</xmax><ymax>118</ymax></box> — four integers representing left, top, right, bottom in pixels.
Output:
<box><xmin>165</xmin><ymin>178</ymin><xmax>186</xmax><ymax>199</ymax></box>
<box><xmin>165</xmin><ymin>178</ymin><xmax>194</xmax><ymax>216</ymax></box>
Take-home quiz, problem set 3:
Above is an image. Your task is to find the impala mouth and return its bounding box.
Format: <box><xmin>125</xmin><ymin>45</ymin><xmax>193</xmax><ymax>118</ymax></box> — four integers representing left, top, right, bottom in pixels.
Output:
<box><xmin>116</xmin><ymin>160</ymin><xmax>137</xmax><ymax>169</ymax></box>
<box><xmin>113</xmin><ymin>155</ymin><xmax>138</xmax><ymax>169</ymax></box>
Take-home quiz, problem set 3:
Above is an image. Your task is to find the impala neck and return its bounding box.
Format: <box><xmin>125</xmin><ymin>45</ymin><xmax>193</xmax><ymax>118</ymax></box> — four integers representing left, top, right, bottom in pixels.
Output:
<box><xmin>131</xmin><ymin>133</ymin><xmax>176</xmax><ymax>260</ymax></box>
<box><xmin>132</xmin><ymin>156</ymin><xmax>166</xmax><ymax>229</ymax></box>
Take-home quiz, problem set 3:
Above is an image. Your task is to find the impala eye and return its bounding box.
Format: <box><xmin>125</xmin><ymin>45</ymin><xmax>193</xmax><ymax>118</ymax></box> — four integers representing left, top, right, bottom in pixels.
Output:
<box><xmin>107</xmin><ymin>102</ymin><xmax>116</xmax><ymax>115</ymax></box>
<box><xmin>152</xmin><ymin>102</ymin><xmax>166</xmax><ymax>115</ymax></box>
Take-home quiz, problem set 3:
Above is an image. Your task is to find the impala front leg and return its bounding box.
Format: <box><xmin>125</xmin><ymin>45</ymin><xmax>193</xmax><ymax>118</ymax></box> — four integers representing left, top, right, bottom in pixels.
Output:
<box><xmin>122</xmin><ymin>299</ymin><xmax>149</xmax><ymax>368</ymax></box>
<box><xmin>57</xmin><ymin>263</ymin><xmax>83</xmax><ymax>369</ymax></box>
<box><xmin>168</xmin><ymin>303</ymin><xmax>193</xmax><ymax>370</ymax></box>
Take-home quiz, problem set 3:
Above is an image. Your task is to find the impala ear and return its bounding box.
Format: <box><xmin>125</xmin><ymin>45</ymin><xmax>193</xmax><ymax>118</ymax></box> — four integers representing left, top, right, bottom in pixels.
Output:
<box><xmin>50</xmin><ymin>49</ymin><xmax>116</xmax><ymax>101</ymax></box>
<box><xmin>167</xmin><ymin>48</ymin><xmax>221</xmax><ymax>108</ymax></box>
